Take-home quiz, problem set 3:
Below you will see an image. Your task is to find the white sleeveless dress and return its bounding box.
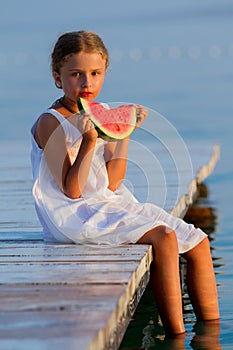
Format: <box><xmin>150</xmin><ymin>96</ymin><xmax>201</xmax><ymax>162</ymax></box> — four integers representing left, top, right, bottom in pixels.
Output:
<box><xmin>30</xmin><ymin>108</ymin><xmax>207</xmax><ymax>253</ymax></box>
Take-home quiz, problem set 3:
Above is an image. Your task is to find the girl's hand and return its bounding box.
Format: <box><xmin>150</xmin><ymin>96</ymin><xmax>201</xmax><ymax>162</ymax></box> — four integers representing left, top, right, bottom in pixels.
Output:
<box><xmin>135</xmin><ymin>105</ymin><xmax>148</xmax><ymax>129</ymax></box>
<box><xmin>76</xmin><ymin>113</ymin><xmax>98</xmax><ymax>141</ymax></box>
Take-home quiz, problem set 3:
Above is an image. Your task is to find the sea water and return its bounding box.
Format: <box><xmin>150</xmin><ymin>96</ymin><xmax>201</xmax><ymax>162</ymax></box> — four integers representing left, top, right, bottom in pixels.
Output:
<box><xmin>0</xmin><ymin>1</ymin><xmax>233</xmax><ymax>348</ymax></box>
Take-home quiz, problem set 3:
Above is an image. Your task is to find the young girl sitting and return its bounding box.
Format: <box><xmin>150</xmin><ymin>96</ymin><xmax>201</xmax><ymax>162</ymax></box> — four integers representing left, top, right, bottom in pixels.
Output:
<box><xmin>30</xmin><ymin>30</ymin><xmax>220</xmax><ymax>336</ymax></box>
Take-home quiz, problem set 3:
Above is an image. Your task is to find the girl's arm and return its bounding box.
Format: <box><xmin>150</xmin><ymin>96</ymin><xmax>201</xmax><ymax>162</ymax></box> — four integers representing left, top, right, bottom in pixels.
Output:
<box><xmin>104</xmin><ymin>105</ymin><xmax>148</xmax><ymax>191</ymax></box>
<box><xmin>35</xmin><ymin>112</ymin><xmax>98</xmax><ymax>199</ymax></box>
<box><xmin>104</xmin><ymin>138</ymin><xmax>130</xmax><ymax>191</ymax></box>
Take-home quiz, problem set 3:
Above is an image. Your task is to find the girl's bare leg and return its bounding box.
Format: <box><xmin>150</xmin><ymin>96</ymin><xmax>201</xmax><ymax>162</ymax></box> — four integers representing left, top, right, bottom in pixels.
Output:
<box><xmin>182</xmin><ymin>237</ymin><xmax>220</xmax><ymax>321</ymax></box>
<box><xmin>137</xmin><ymin>225</ymin><xmax>186</xmax><ymax>336</ymax></box>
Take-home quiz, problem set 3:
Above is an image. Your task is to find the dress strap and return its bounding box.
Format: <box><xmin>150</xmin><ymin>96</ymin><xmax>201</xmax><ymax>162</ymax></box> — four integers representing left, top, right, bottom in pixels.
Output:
<box><xmin>43</xmin><ymin>108</ymin><xmax>66</xmax><ymax>124</ymax></box>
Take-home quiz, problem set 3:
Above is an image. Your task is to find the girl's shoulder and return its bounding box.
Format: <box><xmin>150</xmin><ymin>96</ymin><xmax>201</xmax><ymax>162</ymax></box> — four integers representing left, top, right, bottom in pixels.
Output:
<box><xmin>34</xmin><ymin>110</ymin><xmax>64</xmax><ymax>149</ymax></box>
<box><xmin>37</xmin><ymin>110</ymin><xmax>61</xmax><ymax>127</ymax></box>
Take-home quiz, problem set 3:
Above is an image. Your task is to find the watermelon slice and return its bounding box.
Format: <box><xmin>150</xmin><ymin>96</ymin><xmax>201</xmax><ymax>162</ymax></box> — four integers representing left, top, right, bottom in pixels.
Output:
<box><xmin>77</xmin><ymin>98</ymin><xmax>137</xmax><ymax>141</ymax></box>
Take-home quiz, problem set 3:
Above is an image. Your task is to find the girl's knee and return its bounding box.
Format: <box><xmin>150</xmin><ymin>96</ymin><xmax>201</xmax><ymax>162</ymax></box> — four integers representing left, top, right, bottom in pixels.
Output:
<box><xmin>156</xmin><ymin>226</ymin><xmax>178</xmax><ymax>249</ymax></box>
<box><xmin>152</xmin><ymin>226</ymin><xmax>179</xmax><ymax>261</ymax></box>
<box><xmin>183</xmin><ymin>237</ymin><xmax>211</xmax><ymax>262</ymax></box>
<box><xmin>138</xmin><ymin>225</ymin><xmax>178</xmax><ymax>251</ymax></box>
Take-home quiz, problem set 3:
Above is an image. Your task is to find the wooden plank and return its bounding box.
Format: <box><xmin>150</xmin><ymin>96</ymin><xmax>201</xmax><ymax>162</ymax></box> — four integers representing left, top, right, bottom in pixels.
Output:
<box><xmin>0</xmin><ymin>245</ymin><xmax>152</xmax><ymax>263</ymax></box>
<box><xmin>0</xmin><ymin>236</ymin><xmax>152</xmax><ymax>349</ymax></box>
<box><xmin>0</xmin><ymin>310</ymin><xmax>109</xmax><ymax>350</ymax></box>
<box><xmin>196</xmin><ymin>144</ymin><xmax>220</xmax><ymax>184</ymax></box>
<box><xmin>0</xmin><ymin>232</ymin><xmax>43</xmax><ymax>242</ymax></box>
<box><xmin>0</xmin><ymin>244</ymin><xmax>151</xmax><ymax>254</ymax></box>
<box><xmin>0</xmin><ymin>284</ymin><xmax>127</xmax><ymax>311</ymax></box>
<box><xmin>0</xmin><ymin>287</ymin><xmax>149</xmax><ymax>350</ymax></box>
<box><xmin>0</xmin><ymin>263</ymin><xmax>139</xmax><ymax>285</ymax></box>
<box><xmin>0</xmin><ymin>247</ymin><xmax>152</xmax><ymax>350</ymax></box>
<box><xmin>0</xmin><ymin>310</ymin><xmax>123</xmax><ymax>350</ymax></box>
<box><xmin>171</xmin><ymin>144</ymin><xmax>220</xmax><ymax>217</ymax></box>
<box><xmin>0</xmin><ymin>246</ymin><xmax>152</xmax><ymax>286</ymax></box>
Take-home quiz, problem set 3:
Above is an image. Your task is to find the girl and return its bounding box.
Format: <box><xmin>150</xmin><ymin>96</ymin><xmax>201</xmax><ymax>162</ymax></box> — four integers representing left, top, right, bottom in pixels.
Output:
<box><xmin>30</xmin><ymin>30</ymin><xmax>219</xmax><ymax>336</ymax></box>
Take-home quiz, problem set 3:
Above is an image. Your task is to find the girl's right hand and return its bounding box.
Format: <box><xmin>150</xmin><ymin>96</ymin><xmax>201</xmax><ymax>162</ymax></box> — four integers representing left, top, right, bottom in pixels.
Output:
<box><xmin>76</xmin><ymin>113</ymin><xmax>98</xmax><ymax>141</ymax></box>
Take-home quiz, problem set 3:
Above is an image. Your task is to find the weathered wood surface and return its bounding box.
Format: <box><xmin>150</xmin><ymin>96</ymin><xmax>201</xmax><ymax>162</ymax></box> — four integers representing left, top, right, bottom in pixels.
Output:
<box><xmin>0</xmin><ymin>244</ymin><xmax>152</xmax><ymax>350</ymax></box>
<box><xmin>0</xmin><ymin>246</ymin><xmax>152</xmax><ymax>350</ymax></box>
<box><xmin>0</xmin><ymin>141</ymin><xmax>220</xmax><ymax>350</ymax></box>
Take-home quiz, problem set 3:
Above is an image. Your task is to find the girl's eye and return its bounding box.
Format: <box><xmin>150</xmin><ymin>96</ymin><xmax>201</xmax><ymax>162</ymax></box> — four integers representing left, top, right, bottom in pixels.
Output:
<box><xmin>72</xmin><ymin>72</ymin><xmax>81</xmax><ymax>77</ymax></box>
<box><xmin>92</xmin><ymin>71</ymin><xmax>99</xmax><ymax>76</ymax></box>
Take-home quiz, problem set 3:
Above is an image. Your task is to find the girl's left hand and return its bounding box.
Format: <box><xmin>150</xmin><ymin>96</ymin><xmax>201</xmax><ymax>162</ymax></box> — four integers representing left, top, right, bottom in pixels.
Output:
<box><xmin>135</xmin><ymin>105</ymin><xmax>148</xmax><ymax>129</ymax></box>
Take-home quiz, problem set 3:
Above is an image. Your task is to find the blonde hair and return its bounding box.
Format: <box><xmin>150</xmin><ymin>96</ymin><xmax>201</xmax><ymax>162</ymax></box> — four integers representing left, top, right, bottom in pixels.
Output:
<box><xmin>51</xmin><ymin>30</ymin><xmax>109</xmax><ymax>77</ymax></box>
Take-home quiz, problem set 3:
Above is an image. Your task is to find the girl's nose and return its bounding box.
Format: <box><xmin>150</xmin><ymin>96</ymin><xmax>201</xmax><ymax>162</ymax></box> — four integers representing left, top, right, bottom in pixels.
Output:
<box><xmin>81</xmin><ymin>75</ymin><xmax>91</xmax><ymax>88</ymax></box>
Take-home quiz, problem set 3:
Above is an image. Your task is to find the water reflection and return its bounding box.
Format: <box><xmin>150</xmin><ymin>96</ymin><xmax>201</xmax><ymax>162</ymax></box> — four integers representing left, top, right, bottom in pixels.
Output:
<box><xmin>183</xmin><ymin>183</ymin><xmax>218</xmax><ymax>237</ymax></box>
<box><xmin>120</xmin><ymin>183</ymin><xmax>223</xmax><ymax>350</ymax></box>
<box><xmin>190</xmin><ymin>320</ymin><xmax>221</xmax><ymax>350</ymax></box>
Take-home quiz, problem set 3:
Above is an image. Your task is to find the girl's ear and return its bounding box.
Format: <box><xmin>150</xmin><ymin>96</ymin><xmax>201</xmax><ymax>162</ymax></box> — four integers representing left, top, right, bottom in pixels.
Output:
<box><xmin>53</xmin><ymin>71</ymin><xmax>62</xmax><ymax>89</ymax></box>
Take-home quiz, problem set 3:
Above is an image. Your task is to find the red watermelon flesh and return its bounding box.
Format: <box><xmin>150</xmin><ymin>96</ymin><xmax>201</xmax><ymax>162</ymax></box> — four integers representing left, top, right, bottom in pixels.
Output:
<box><xmin>77</xmin><ymin>98</ymin><xmax>137</xmax><ymax>141</ymax></box>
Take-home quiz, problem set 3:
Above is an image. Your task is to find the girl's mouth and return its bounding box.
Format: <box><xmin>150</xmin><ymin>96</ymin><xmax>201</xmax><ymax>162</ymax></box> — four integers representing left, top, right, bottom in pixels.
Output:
<box><xmin>80</xmin><ymin>92</ymin><xmax>92</xmax><ymax>98</ymax></box>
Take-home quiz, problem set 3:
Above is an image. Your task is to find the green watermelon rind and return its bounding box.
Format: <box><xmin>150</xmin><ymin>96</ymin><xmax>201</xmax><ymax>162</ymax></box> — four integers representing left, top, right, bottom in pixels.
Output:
<box><xmin>77</xmin><ymin>98</ymin><xmax>137</xmax><ymax>141</ymax></box>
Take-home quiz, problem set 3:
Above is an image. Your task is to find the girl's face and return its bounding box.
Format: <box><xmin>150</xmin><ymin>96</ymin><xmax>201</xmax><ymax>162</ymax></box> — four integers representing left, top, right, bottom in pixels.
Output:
<box><xmin>54</xmin><ymin>51</ymin><xmax>107</xmax><ymax>102</ymax></box>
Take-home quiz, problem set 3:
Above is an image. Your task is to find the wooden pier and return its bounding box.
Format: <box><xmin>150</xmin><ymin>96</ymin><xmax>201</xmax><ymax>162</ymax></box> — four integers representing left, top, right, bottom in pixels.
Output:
<box><xmin>0</xmin><ymin>140</ymin><xmax>220</xmax><ymax>350</ymax></box>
